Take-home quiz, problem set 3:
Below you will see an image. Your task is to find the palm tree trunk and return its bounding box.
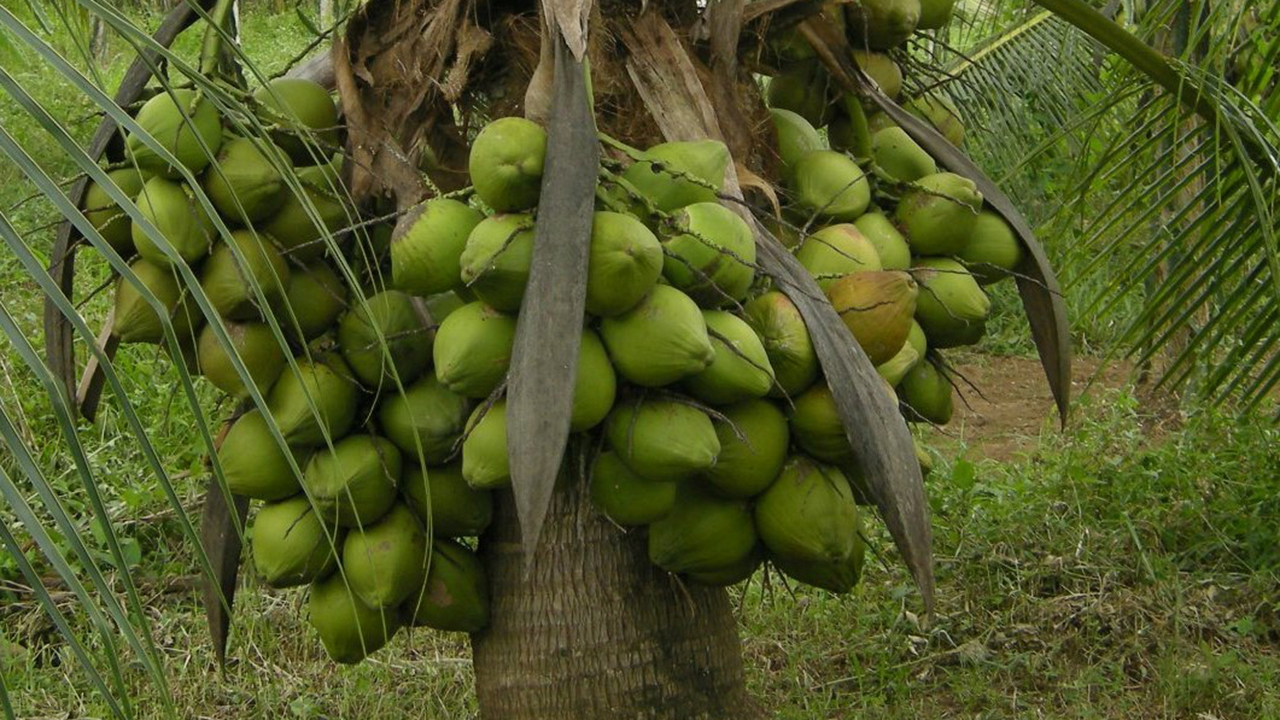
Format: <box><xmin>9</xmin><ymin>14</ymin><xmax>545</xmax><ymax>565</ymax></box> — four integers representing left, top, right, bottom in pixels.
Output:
<box><xmin>471</xmin><ymin>478</ymin><xmax>762</xmax><ymax>719</ymax></box>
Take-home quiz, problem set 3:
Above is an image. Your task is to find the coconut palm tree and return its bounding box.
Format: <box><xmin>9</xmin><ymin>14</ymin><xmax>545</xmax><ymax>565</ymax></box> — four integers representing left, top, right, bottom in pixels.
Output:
<box><xmin>0</xmin><ymin>0</ymin><xmax>1275</xmax><ymax>717</ymax></box>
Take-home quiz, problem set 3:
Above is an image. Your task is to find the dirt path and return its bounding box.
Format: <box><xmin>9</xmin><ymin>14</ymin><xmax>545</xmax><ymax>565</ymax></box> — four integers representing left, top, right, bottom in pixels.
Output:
<box><xmin>932</xmin><ymin>354</ymin><xmax>1132</xmax><ymax>462</ymax></box>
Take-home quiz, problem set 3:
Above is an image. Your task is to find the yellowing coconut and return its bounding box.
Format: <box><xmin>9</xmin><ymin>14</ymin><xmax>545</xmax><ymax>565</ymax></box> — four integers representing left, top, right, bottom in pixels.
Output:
<box><xmin>599</xmin><ymin>285</ymin><xmax>714</xmax><ymax>387</ymax></box>
<box><xmin>661</xmin><ymin>202</ymin><xmax>757</xmax><ymax>308</ymax></box>
<box><xmin>461</xmin><ymin>400</ymin><xmax>510</xmax><ymax>490</ymax></box>
<box><xmin>282</xmin><ymin>260</ymin><xmax>347</xmax><ymax>341</ymax></box>
<box><xmin>458</xmin><ymin>213</ymin><xmax>535</xmax><ymax>312</ymax></box>
<box><xmin>401</xmin><ymin>462</ymin><xmax>492</xmax><ymax>538</ymax></box>
<box><xmin>378</xmin><ymin>371</ymin><xmax>473</xmax><ymax>465</ymax></box>
<box><xmin>846</xmin><ymin>0</ymin><xmax>921</xmax><ymax>49</ymax></box>
<box><xmin>342</xmin><ymin>503</ymin><xmax>428</xmax><ymax>608</ymax></box>
<box><xmin>605</xmin><ymin>398</ymin><xmax>720</xmax><ymax>481</ymax></box>
<box><xmin>201</xmin><ymin>136</ymin><xmax>289</xmax><ymax>223</ymax></box>
<box><xmin>648</xmin><ymin>483</ymin><xmax>757</xmax><ymax>576</ymax></box>
<box><xmin>755</xmin><ymin>456</ymin><xmax>863</xmax><ymax>592</ymax></box>
<box><xmin>906</xmin><ymin>93</ymin><xmax>965</xmax><ymax>147</ymax></box>
<box><xmin>338</xmin><ymin>290</ymin><xmax>433</xmax><ymax>389</ymax></box>
<box><xmin>266</xmin><ymin>354</ymin><xmax>360</xmax><ymax>446</ymax></box>
<box><xmin>852</xmin><ymin>211</ymin><xmax>911</xmax><ymax>270</ymax></box>
<box><xmin>795</xmin><ymin>224</ymin><xmax>883</xmax><ymax>289</ymax></box>
<box><xmin>469</xmin><ymin>117</ymin><xmax>546</xmax><ymax>212</ymax></box>
<box><xmin>790</xmin><ymin>150</ymin><xmax>872</xmax><ymax>222</ymax></box>
<box><xmin>770</xmin><ymin>108</ymin><xmax>825</xmax><ymax>169</ymax></box>
<box><xmin>589</xmin><ymin>450</ymin><xmax>678</xmax><ymax>527</ymax></box>
<box><xmin>850</xmin><ymin>50</ymin><xmax>903</xmax><ymax>99</ymax></box>
<box><xmin>585</xmin><ymin>211</ymin><xmax>664</xmax><ymax>317</ymax></box>
<box><xmin>308</xmin><ymin>572</ymin><xmax>401</xmax><ymax>664</ymax></box>
<box><xmin>302</xmin><ymin>434</ymin><xmax>402</xmax><ymax>528</ymax></box>
<box><xmin>899</xmin><ymin>358</ymin><xmax>953</xmax><ymax>424</ymax></box>
<box><xmin>392</xmin><ymin>198</ymin><xmax>485</xmax><ymax>297</ymax></box>
<box><xmin>766</xmin><ymin>61</ymin><xmax>833</xmax><ymax>128</ymax></box>
<box><xmin>131</xmin><ymin>176</ymin><xmax>215</xmax><ymax>267</ymax></box>
<box><xmin>701</xmin><ymin>399</ymin><xmax>790</xmax><ymax>499</ymax></box>
<box><xmin>261</xmin><ymin>155</ymin><xmax>349</xmax><ymax>261</ymax></box>
<box><xmin>683</xmin><ymin>311</ymin><xmax>775</xmax><ymax>405</ymax></box>
<box><xmin>217</xmin><ymin>409</ymin><xmax>308</xmax><ymax>501</ymax></box>
<box><xmin>895</xmin><ymin>172</ymin><xmax>983</xmax><ymax>256</ymax></box>
<box><xmin>253</xmin><ymin>78</ymin><xmax>340</xmax><ymax>165</ymax></box>
<box><xmin>402</xmin><ymin>538</ymin><xmax>489</xmax><ymax>632</ymax></box>
<box><xmin>432</xmin><ymin>301</ymin><xmax>517</xmax><ymax>398</ymax></box>
<box><xmin>958</xmin><ymin>210</ymin><xmax>1024</xmax><ymax>284</ymax></box>
<box><xmin>741</xmin><ymin>290</ymin><xmax>818</xmax><ymax>398</ymax></box>
<box><xmin>825</xmin><ymin>270</ymin><xmax>919</xmax><ymax>365</ymax></box>
<box><xmin>82</xmin><ymin>168</ymin><xmax>147</xmax><ymax>256</ymax></box>
<box><xmin>911</xmin><ymin>257</ymin><xmax>991</xmax><ymax>347</ymax></box>
<box><xmin>200</xmin><ymin>229</ymin><xmax>290</xmax><ymax>321</ymax></box>
<box><xmin>787</xmin><ymin>383</ymin><xmax>853</xmax><ymax>463</ymax></box>
<box><xmin>252</xmin><ymin>495</ymin><xmax>341</xmax><ymax>588</ymax></box>
<box><xmin>112</xmin><ymin>259</ymin><xmax>199</xmax><ymax>344</ymax></box>
<box><xmin>125</xmin><ymin>89</ymin><xmax>223</xmax><ymax>177</ymax></box>
<box><xmin>621</xmin><ymin>140</ymin><xmax>730</xmax><ymax>214</ymax></box>
<box><xmin>196</xmin><ymin>321</ymin><xmax>287</xmax><ymax>399</ymax></box>
<box><xmin>871</xmin><ymin>127</ymin><xmax>937</xmax><ymax>183</ymax></box>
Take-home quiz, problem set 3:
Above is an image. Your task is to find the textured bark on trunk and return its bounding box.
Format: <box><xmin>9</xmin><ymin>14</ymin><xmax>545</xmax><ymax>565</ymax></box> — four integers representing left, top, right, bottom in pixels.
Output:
<box><xmin>471</xmin><ymin>477</ymin><xmax>761</xmax><ymax>719</ymax></box>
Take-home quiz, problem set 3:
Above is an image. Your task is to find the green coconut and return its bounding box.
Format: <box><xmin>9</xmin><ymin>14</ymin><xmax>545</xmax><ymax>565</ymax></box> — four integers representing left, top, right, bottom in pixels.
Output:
<box><xmin>586</xmin><ymin>211</ymin><xmax>664</xmax><ymax>317</ymax></box>
<box><xmin>895</xmin><ymin>172</ymin><xmax>983</xmax><ymax>256</ymax></box>
<box><xmin>217</xmin><ymin>409</ymin><xmax>309</xmax><ymax>501</ymax></box>
<box><xmin>392</xmin><ymin>198</ymin><xmax>484</xmax><ymax>296</ymax></box>
<box><xmin>254</xmin><ymin>77</ymin><xmax>340</xmax><ymax>165</ymax></box>
<box><xmin>911</xmin><ymin>257</ymin><xmax>991</xmax><ymax>348</ymax></box>
<box><xmin>266</xmin><ymin>354</ymin><xmax>360</xmax><ymax>446</ymax></box>
<box><xmin>200</xmin><ymin>229</ymin><xmax>290</xmax><ymax>321</ymax></box>
<box><xmin>906</xmin><ymin>94</ymin><xmax>965</xmax><ymax>147</ymax></box>
<box><xmin>648</xmin><ymin>484</ymin><xmax>757</xmax><ymax>576</ymax></box>
<box><xmin>899</xmin><ymin>358</ymin><xmax>953</xmax><ymax>424</ymax></box>
<box><xmin>686</xmin><ymin>545</ymin><xmax>763</xmax><ymax>587</ymax></box>
<box><xmin>125</xmin><ymin>89</ymin><xmax>223</xmax><ymax>178</ymax></box>
<box><xmin>599</xmin><ymin>285</ymin><xmax>714</xmax><ymax>387</ymax></box>
<box><xmin>308</xmin><ymin>572</ymin><xmax>401</xmax><ymax>664</ymax></box>
<box><xmin>131</xmin><ymin>176</ymin><xmax>216</xmax><ymax>267</ymax></box>
<box><xmin>82</xmin><ymin>168</ymin><xmax>147</xmax><ymax>256</ymax></box>
<box><xmin>112</xmin><ymin>259</ymin><xmax>198</xmax><ymax>344</ymax></box>
<box><xmin>755</xmin><ymin>456</ymin><xmax>862</xmax><ymax>592</ymax></box>
<box><xmin>825</xmin><ymin>270</ymin><xmax>919</xmax><ymax>365</ymax></box>
<box><xmin>402</xmin><ymin>538</ymin><xmax>489</xmax><ymax>632</ymax></box>
<box><xmin>850</xmin><ymin>50</ymin><xmax>903</xmax><ymax>99</ymax></box>
<box><xmin>461</xmin><ymin>401</ymin><xmax>510</xmax><ymax>490</ymax></box>
<box><xmin>196</xmin><ymin>321</ymin><xmax>287</xmax><ymax>399</ymax></box>
<box><xmin>795</xmin><ymin>224</ymin><xmax>883</xmax><ymax>289</ymax></box>
<box><xmin>786</xmin><ymin>383</ymin><xmax>852</xmax><ymax>463</ymax></box>
<box><xmin>423</xmin><ymin>291</ymin><xmax>467</xmax><ymax>324</ymax></box>
<box><xmin>766</xmin><ymin>61</ymin><xmax>833</xmax><ymax>128</ymax></box>
<box><xmin>621</xmin><ymin>140</ymin><xmax>730</xmax><ymax>214</ymax></box>
<box><xmin>790</xmin><ymin>150</ymin><xmax>871</xmax><ymax>222</ymax></box>
<box><xmin>876</xmin><ymin>340</ymin><xmax>921</xmax><ymax>387</ymax></box>
<box><xmin>432</xmin><ymin>301</ymin><xmax>517</xmax><ymax>398</ymax></box>
<box><xmin>283</xmin><ymin>260</ymin><xmax>347</xmax><ymax>341</ymax></box>
<box><xmin>852</xmin><ymin>212</ymin><xmax>911</xmax><ymax>270</ymax></box>
<box><xmin>342</xmin><ymin>503</ymin><xmax>427</xmax><ymax>609</ymax></box>
<box><xmin>261</xmin><ymin>155</ymin><xmax>349</xmax><ymax>261</ymax></box>
<box><xmin>661</xmin><ymin>202</ymin><xmax>757</xmax><ymax>308</ymax></box>
<box><xmin>958</xmin><ymin>210</ymin><xmax>1024</xmax><ymax>284</ymax></box>
<box><xmin>252</xmin><ymin>495</ymin><xmax>341</xmax><ymax>588</ymax></box>
<box><xmin>826</xmin><ymin>111</ymin><xmax>867</xmax><ymax>156</ymax></box>
<box><xmin>469</xmin><ymin>117</ymin><xmax>547</xmax><ymax>212</ymax></box>
<box><xmin>770</xmin><ymin>108</ymin><xmax>825</xmax><ymax>169</ymax></box>
<box><xmin>741</xmin><ymin>290</ymin><xmax>818</xmax><ymax>398</ymax></box>
<box><xmin>916</xmin><ymin>0</ymin><xmax>956</xmax><ymax>28</ymax></box>
<box><xmin>605</xmin><ymin>398</ymin><xmax>720</xmax><ymax>481</ymax></box>
<box><xmin>402</xmin><ymin>462</ymin><xmax>492</xmax><ymax>537</ymax></box>
<box><xmin>871</xmin><ymin>127</ymin><xmax>937</xmax><ymax>183</ymax></box>
<box><xmin>570</xmin><ymin>329</ymin><xmax>618</xmax><ymax>431</ymax></box>
<box><xmin>338</xmin><ymin>290</ymin><xmax>433</xmax><ymax>389</ymax></box>
<box><xmin>846</xmin><ymin>0</ymin><xmax>921</xmax><ymax>50</ymax></box>
<box><xmin>458</xmin><ymin>213</ymin><xmax>535</xmax><ymax>312</ymax></box>
<box><xmin>201</xmin><ymin>136</ymin><xmax>289</xmax><ymax>223</ymax></box>
<box><xmin>683</xmin><ymin>311</ymin><xmax>775</xmax><ymax>405</ymax></box>
<box><xmin>589</xmin><ymin>450</ymin><xmax>678</xmax><ymax>527</ymax></box>
<box><xmin>701</xmin><ymin>399</ymin><xmax>790</xmax><ymax>499</ymax></box>
<box><xmin>915</xmin><ymin>438</ymin><xmax>934</xmax><ymax>477</ymax></box>
<box><xmin>378</xmin><ymin>372</ymin><xmax>473</xmax><ymax>465</ymax></box>
<box><xmin>302</xmin><ymin>434</ymin><xmax>402</xmax><ymax>528</ymax></box>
